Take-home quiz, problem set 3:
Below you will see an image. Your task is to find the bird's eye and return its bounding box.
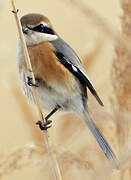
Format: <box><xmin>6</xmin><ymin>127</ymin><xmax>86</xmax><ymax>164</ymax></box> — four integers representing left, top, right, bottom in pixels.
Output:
<box><xmin>28</xmin><ymin>24</ymin><xmax>55</xmax><ymax>35</ymax></box>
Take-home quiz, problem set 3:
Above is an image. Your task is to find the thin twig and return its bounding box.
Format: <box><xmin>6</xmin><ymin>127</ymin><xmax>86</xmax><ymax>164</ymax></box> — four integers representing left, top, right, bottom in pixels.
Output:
<box><xmin>11</xmin><ymin>0</ymin><xmax>62</xmax><ymax>179</ymax></box>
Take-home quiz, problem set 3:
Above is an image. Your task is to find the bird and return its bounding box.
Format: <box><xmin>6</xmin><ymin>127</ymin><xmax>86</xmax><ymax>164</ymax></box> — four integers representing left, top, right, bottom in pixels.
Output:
<box><xmin>17</xmin><ymin>13</ymin><xmax>119</xmax><ymax>169</ymax></box>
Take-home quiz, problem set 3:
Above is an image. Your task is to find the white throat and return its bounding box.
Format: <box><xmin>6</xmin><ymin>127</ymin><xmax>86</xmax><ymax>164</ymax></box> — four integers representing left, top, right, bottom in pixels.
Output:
<box><xmin>24</xmin><ymin>32</ymin><xmax>58</xmax><ymax>46</ymax></box>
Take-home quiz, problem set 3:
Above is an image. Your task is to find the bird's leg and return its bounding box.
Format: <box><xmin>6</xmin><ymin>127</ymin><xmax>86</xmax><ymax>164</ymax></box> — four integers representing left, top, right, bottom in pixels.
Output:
<box><xmin>27</xmin><ymin>76</ymin><xmax>40</xmax><ymax>87</ymax></box>
<box><xmin>44</xmin><ymin>105</ymin><xmax>61</xmax><ymax>126</ymax></box>
<box><xmin>36</xmin><ymin>105</ymin><xmax>61</xmax><ymax>130</ymax></box>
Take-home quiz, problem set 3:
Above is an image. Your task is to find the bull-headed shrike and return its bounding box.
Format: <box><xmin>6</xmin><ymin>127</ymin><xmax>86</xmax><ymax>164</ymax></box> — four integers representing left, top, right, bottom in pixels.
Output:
<box><xmin>17</xmin><ymin>13</ymin><xmax>119</xmax><ymax>168</ymax></box>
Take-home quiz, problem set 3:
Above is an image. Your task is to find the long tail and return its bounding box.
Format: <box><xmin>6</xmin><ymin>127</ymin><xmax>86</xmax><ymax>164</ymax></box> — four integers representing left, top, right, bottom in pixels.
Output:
<box><xmin>81</xmin><ymin>109</ymin><xmax>119</xmax><ymax>169</ymax></box>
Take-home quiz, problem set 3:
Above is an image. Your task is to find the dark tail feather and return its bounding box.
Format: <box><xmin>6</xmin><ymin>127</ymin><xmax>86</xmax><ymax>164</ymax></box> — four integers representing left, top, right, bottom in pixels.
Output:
<box><xmin>82</xmin><ymin>110</ymin><xmax>119</xmax><ymax>169</ymax></box>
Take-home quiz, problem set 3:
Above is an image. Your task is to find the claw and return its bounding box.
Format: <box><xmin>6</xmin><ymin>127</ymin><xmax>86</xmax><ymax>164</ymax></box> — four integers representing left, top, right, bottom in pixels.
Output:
<box><xmin>27</xmin><ymin>76</ymin><xmax>40</xmax><ymax>87</ymax></box>
<box><xmin>36</xmin><ymin>121</ymin><xmax>52</xmax><ymax>131</ymax></box>
<box><xmin>44</xmin><ymin>120</ymin><xmax>52</xmax><ymax>126</ymax></box>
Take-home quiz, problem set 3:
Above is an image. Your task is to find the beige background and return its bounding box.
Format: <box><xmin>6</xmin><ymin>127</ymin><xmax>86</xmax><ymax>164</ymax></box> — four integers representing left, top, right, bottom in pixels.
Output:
<box><xmin>0</xmin><ymin>0</ymin><xmax>129</xmax><ymax>180</ymax></box>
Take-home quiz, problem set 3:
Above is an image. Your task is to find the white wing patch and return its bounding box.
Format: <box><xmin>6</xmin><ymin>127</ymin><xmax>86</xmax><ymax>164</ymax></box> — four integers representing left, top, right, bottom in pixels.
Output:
<box><xmin>82</xmin><ymin>71</ymin><xmax>95</xmax><ymax>88</ymax></box>
<box><xmin>72</xmin><ymin>65</ymin><xmax>78</xmax><ymax>72</ymax></box>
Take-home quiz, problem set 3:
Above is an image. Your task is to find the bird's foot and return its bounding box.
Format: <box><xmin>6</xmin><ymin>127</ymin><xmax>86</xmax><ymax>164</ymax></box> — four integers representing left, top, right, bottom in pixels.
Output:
<box><xmin>36</xmin><ymin>120</ymin><xmax>52</xmax><ymax>131</ymax></box>
<box><xmin>27</xmin><ymin>76</ymin><xmax>40</xmax><ymax>87</ymax></box>
<box><xmin>44</xmin><ymin>120</ymin><xmax>52</xmax><ymax>126</ymax></box>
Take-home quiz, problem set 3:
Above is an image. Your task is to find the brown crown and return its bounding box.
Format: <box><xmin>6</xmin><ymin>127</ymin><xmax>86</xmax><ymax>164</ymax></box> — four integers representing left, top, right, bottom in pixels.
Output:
<box><xmin>20</xmin><ymin>13</ymin><xmax>52</xmax><ymax>27</ymax></box>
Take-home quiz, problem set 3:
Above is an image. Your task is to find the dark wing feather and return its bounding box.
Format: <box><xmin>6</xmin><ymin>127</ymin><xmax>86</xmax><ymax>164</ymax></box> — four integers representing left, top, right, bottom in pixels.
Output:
<box><xmin>51</xmin><ymin>37</ymin><xmax>104</xmax><ymax>106</ymax></box>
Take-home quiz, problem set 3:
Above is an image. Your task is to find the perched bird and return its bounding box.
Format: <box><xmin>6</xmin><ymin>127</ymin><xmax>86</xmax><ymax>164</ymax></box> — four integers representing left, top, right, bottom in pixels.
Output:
<box><xmin>17</xmin><ymin>13</ymin><xmax>118</xmax><ymax>168</ymax></box>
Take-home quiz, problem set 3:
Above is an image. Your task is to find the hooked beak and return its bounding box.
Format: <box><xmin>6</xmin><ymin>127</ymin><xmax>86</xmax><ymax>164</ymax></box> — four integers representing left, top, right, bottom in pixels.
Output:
<box><xmin>22</xmin><ymin>26</ymin><xmax>29</xmax><ymax>34</ymax></box>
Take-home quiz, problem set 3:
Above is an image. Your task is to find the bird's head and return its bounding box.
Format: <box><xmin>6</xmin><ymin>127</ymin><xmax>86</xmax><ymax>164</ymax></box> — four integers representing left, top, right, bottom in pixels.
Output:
<box><xmin>20</xmin><ymin>13</ymin><xmax>58</xmax><ymax>46</ymax></box>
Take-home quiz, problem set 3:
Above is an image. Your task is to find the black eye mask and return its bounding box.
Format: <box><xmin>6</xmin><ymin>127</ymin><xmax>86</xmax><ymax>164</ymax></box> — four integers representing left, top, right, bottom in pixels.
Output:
<box><xmin>27</xmin><ymin>24</ymin><xmax>55</xmax><ymax>35</ymax></box>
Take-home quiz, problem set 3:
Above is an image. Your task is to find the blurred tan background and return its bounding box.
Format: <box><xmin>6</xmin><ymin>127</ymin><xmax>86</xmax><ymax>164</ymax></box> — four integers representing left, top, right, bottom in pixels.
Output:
<box><xmin>0</xmin><ymin>0</ymin><xmax>131</xmax><ymax>179</ymax></box>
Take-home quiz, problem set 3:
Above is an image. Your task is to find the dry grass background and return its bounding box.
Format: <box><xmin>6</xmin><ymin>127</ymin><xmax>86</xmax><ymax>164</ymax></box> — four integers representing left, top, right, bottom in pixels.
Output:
<box><xmin>0</xmin><ymin>0</ymin><xmax>131</xmax><ymax>179</ymax></box>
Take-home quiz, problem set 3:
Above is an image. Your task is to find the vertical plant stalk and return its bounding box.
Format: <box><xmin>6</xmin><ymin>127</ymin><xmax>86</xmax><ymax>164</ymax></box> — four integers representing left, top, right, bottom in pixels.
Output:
<box><xmin>111</xmin><ymin>0</ymin><xmax>131</xmax><ymax>147</ymax></box>
<box><xmin>112</xmin><ymin>0</ymin><xmax>131</xmax><ymax>178</ymax></box>
<box><xmin>112</xmin><ymin>0</ymin><xmax>131</xmax><ymax>111</ymax></box>
<box><xmin>11</xmin><ymin>0</ymin><xmax>62</xmax><ymax>179</ymax></box>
